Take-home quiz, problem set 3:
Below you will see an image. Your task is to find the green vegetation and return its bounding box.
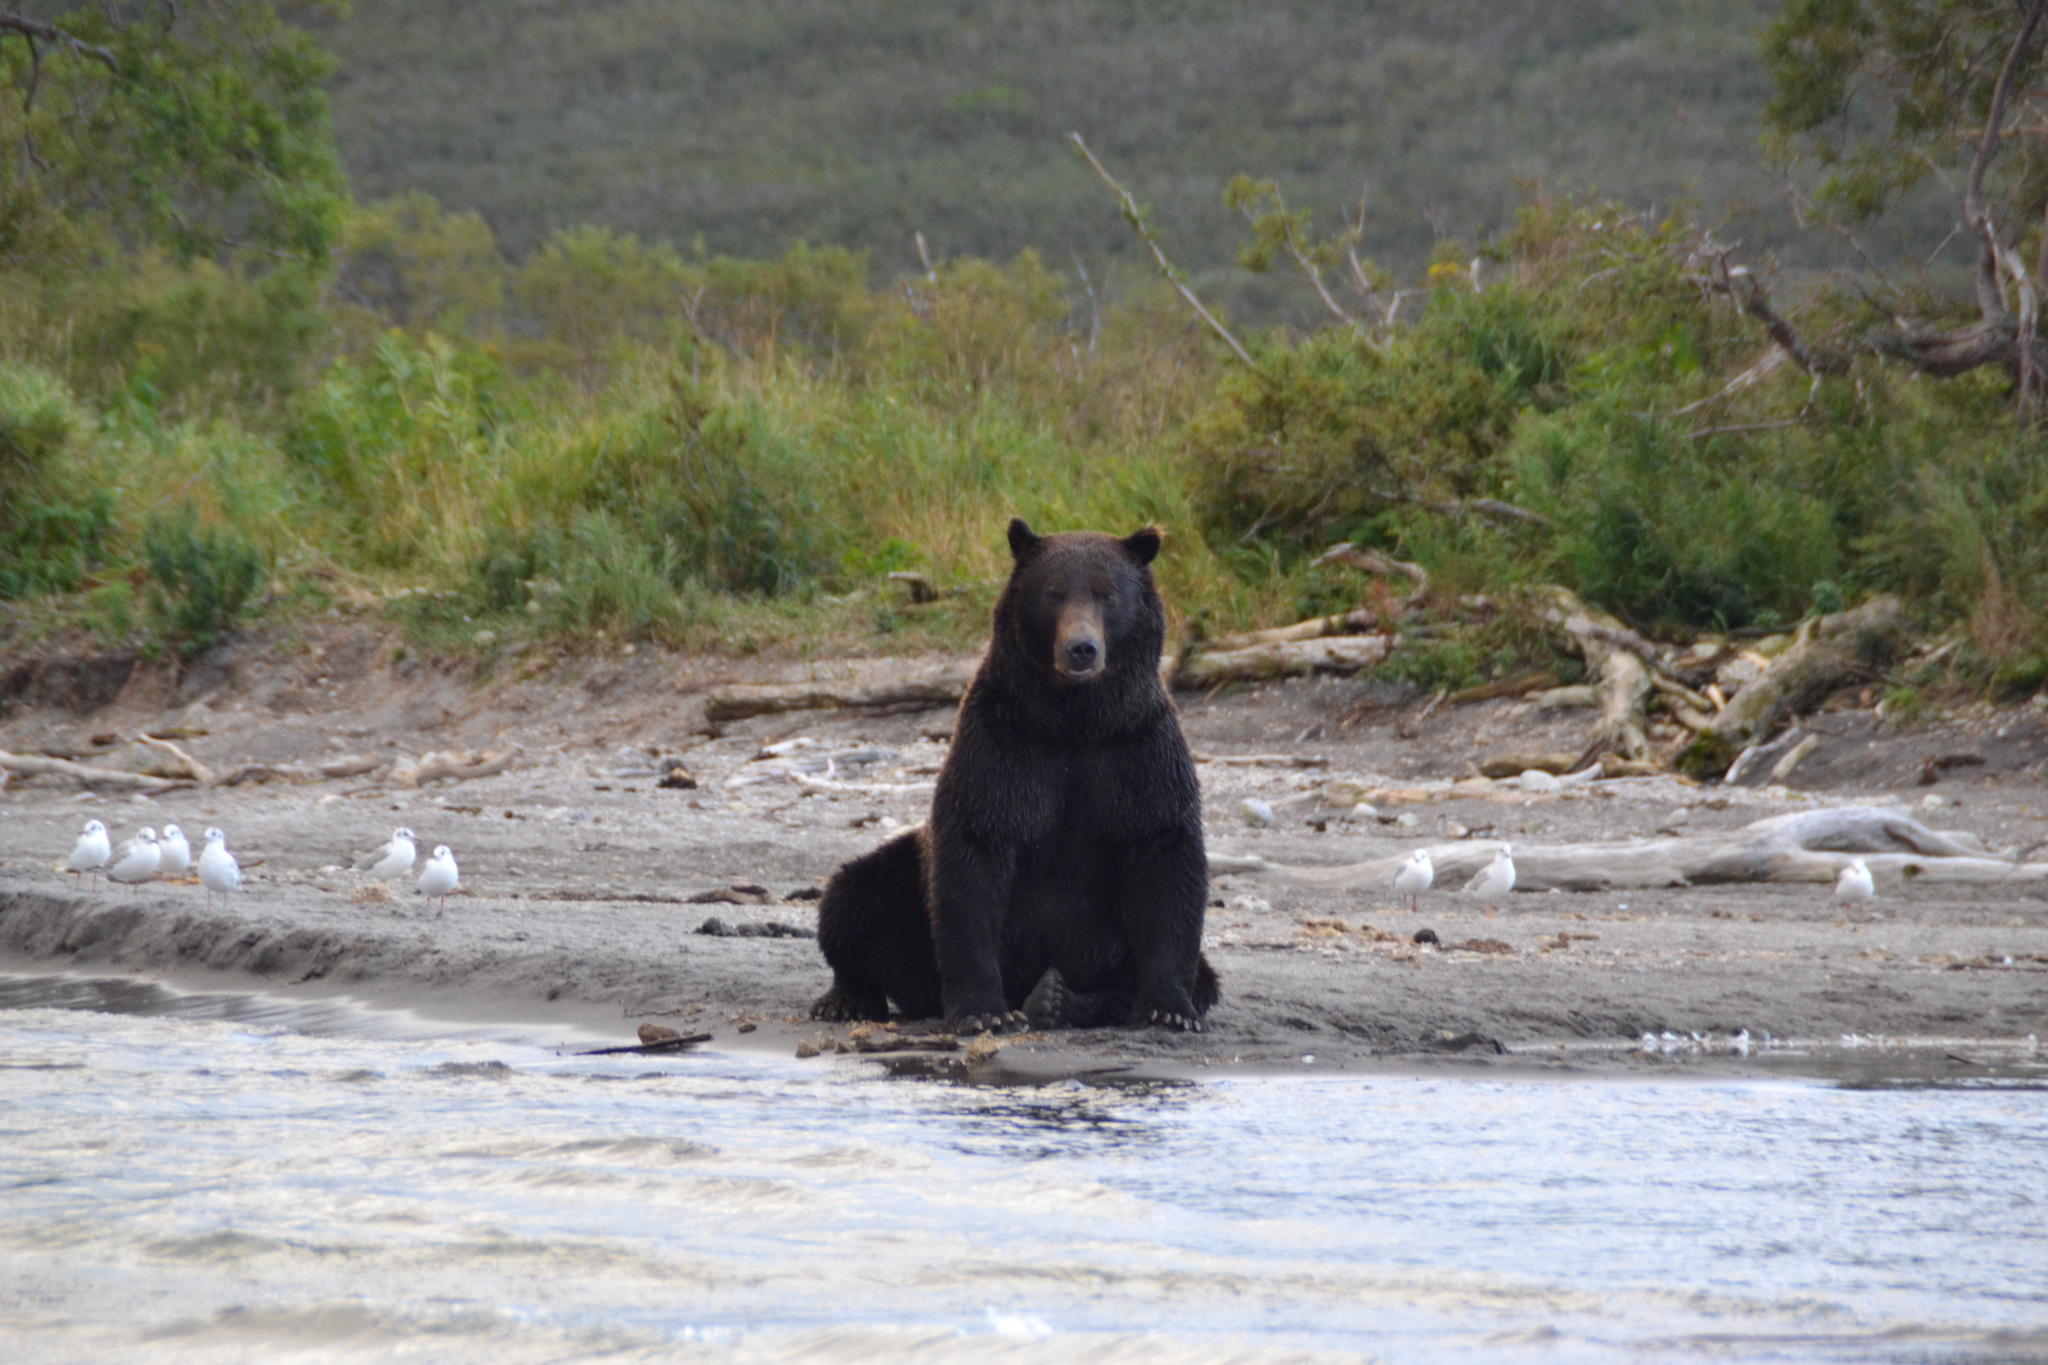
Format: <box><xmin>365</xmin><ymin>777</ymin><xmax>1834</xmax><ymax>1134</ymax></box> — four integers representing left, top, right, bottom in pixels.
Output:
<box><xmin>1</xmin><ymin>1</ymin><xmax>2046</xmax><ymax>708</ymax></box>
<box><xmin>318</xmin><ymin>0</ymin><xmax>1819</xmax><ymax>326</ymax></box>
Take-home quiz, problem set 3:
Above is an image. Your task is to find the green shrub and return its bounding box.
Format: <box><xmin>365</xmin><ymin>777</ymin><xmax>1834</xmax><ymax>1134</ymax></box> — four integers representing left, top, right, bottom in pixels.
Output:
<box><xmin>0</xmin><ymin>364</ymin><xmax>112</xmax><ymax>598</ymax></box>
<box><xmin>141</xmin><ymin>508</ymin><xmax>266</xmax><ymax>654</ymax></box>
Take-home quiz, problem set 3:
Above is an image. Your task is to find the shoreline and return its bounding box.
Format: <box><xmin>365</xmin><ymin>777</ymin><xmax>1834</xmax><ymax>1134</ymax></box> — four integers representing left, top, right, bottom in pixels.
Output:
<box><xmin>2</xmin><ymin>629</ymin><xmax>2045</xmax><ymax>1082</ymax></box>
<box><xmin>4</xmin><ymin>951</ymin><xmax>2041</xmax><ymax>1087</ymax></box>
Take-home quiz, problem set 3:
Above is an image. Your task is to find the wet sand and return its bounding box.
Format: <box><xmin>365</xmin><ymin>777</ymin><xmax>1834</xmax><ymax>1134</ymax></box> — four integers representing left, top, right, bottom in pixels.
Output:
<box><xmin>3</xmin><ymin>628</ymin><xmax>2046</xmax><ymax>1079</ymax></box>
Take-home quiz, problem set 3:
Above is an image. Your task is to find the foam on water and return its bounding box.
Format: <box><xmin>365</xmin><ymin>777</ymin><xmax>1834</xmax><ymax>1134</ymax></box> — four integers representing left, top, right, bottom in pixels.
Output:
<box><xmin>2</xmin><ymin>974</ymin><xmax>2045</xmax><ymax>1364</ymax></box>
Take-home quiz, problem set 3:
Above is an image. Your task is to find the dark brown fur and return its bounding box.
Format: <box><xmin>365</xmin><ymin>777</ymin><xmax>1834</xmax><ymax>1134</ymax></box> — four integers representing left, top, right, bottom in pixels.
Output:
<box><xmin>810</xmin><ymin>519</ymin><xmax>1218</xmax><ymax>1032</ymax></box>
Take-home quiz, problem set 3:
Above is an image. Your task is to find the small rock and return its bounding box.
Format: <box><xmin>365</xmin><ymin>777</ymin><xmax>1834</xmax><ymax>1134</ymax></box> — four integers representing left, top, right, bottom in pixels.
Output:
<box><xmin>472</xmin><ymin>629</ymin><xmax>497</xmax><ymax>647</ymax></box>
<box><xmin>1517</xmin><ymin>769</ymin><xmax>1563</xmax><ymax>793</ymax></box>
<box><xmin>794</xmin><ymin>1040</ymin><xmax>820</xmax><ymax>1058</ymax></box>
<box><xmin>1413</xmin><ymin>927</ymin><xmax>1441</xmax><ymax>945</ymax></box>
<box><xmin>1351</xmin><ymin>802</ymin><xmax>1380</xmax><ymax>821</ymax></box>
<box><xmin>1922</xmin><ymin>793</ymin><xmax>1948</xmax><ymax>809</ymax></box>
<box><xmin>737</xmin><ymin>1021</ymin><xmax>757</xmax><ymax>1033</ymax></box>
<box><xmin>637</xmin><ymin>1023</ymin><xmax>681</xmax><ymax>1046</ymax></box>
<box><xmin>1227</xmin><ymin>894</ymin><xmax>1273</xmax><ymax>916</ymax></box>
<box><xmin>966</xmin><ymin>1034</ymin><xmax>1005</xmax><ymax>1064</ymax></box>
<box><xmin>1241</xmin><ymin>797</ymin><xmax>1275</xmax><ymax>828</ymax></box>
<box><xmin>1393</xmin><ymin>812</ymin><xmax>1420</xmax><ymax>829</ymax></box>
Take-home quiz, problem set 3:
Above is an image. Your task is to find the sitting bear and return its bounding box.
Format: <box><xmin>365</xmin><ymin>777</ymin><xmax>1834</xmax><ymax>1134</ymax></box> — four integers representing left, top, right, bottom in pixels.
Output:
<box><xmin>810</xmin><ymin>518</ymin><xmax>1218</xmax><ymax>1033</ymax></box>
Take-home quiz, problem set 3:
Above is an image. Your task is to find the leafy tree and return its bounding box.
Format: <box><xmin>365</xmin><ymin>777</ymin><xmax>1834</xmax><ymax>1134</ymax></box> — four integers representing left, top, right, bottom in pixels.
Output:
<box><xmin>1758</xmin><ymin>0</ymin><xmax>2048</xmax><ymax>395</ymax></box>
<box><xmin>0</xmin><ymin>2</ymin><xmax>345</xmax><ymax>271</ymax></box>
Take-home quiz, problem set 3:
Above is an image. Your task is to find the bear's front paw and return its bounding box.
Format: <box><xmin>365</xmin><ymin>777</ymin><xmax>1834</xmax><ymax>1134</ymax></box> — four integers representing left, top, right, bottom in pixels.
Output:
<box><xmin>952</xmin><ymin>1009</ymin><xmax>1029</xmax><ymax>1035</ymax></box>
<box><xmin>1145</xmin><ymin>1008</ymin><xmax>1204</xmax><ymax>1033</ymax></box>
<box><xmin>811</xmin><ymin>985</ymin><xmax>889</xmax><ymax>1022</ymax></box>
<box><xmin>1133</xmin><ymin>992</ymin><xmax>1205</xmax><ymax>1032</ymax></box>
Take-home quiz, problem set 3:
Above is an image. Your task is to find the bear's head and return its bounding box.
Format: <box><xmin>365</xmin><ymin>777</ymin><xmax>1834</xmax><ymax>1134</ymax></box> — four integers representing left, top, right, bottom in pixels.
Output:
<box><xmin>999</xmin><ymin>517</ymin><xmax>1164</xmax><ymax>688</ymax></box>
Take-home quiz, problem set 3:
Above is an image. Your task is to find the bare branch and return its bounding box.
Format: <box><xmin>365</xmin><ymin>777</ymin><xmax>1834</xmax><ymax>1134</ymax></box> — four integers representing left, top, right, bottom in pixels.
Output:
<box><xmin>1070</xmin><ymin>133</ymin><xmax>1259</xmax><ymax>371</ymax></box>
<box><xmin>1964</xmin><ymin>0</ymin><xmax>2048</xmax><ymax>320</ymax></box>
<box><xmin>1366</xmin><ymin>487</ymin><xmax>1552</xmax><ymax>530</ymax></box>
<box><xmin>0</xmin><ymin>16</ymin><xmax>119</xmax><ymax>74</ymax></box>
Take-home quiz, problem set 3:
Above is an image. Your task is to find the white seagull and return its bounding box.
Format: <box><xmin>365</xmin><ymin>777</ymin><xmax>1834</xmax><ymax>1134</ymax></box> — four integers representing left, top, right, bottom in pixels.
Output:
<box><xmin>1466</xmin><ymin>844</ymin><xmax>1516</xmax><ymax>914</ymax></box>
<box><xmin>156</xmin><ymin>824</ymin><xmax>192</xmax><ymax>880</ymax></box>
<box><xmin>106</xmin><ymin>827</ymin><xmax>162</xmax><ymax>890</ymax></box>
<box><xmin>198</xmin><ymin>828</ymin><xmax>243</xmax><ymax>909</ymax></box>
<box><xmin>1835</xmin><ymin>858</ymin><xmax>1876</xmax><ymax>917</ymax></box>
<box><xmin>417</xmin><ymin>845</ymin><xmax>459</xmax><ymax>912</ymax></box>
<box><xmin>1393</xmin><ymin>849</ymin><xmax>1434</xmax><ymax>913</ymax></box>
<box><xmin>66</xmin><ymin>819</ymin><xmax>111</xmax><ymax>889</ymax></box>
<box><xmin>358</xmin><ymin>827</ymin><xmax>416</xmax><ymax>882</ymax></box>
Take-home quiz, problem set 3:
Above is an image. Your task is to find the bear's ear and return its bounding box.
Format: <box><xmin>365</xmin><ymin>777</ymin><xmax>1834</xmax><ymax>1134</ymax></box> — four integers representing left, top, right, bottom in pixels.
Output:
<box><xmin>1007</xmin><ymin>517</ymin><xmax>1043</xmax><ymax>560</ymax></box>
<box><xmin>1122</xmin><ymin>526</ymin><xmax>1163</xmax><ymax>565</ymax></box>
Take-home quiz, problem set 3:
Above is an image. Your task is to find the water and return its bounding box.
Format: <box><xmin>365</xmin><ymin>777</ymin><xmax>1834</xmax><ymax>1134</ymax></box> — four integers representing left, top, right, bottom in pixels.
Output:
<box><xmin>2</xmin><ymin>975</ymin><xmax>2045</xmax><ymax>1364</ymax></box>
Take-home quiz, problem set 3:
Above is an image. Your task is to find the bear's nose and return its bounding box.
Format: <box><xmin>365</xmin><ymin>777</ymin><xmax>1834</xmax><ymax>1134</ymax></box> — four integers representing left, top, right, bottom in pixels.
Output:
<box><xmin>1064</xmin><ymin>638</ymin><xmax>1100</xmax><ymax>671</ymax></box>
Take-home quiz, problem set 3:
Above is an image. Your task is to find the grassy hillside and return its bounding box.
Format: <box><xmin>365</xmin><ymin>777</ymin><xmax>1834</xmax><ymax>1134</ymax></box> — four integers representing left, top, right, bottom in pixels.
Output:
<box><xmin>321</xmin><ymin>1</ymin><xmax>1826</xmax><ymax>321</ymax></box>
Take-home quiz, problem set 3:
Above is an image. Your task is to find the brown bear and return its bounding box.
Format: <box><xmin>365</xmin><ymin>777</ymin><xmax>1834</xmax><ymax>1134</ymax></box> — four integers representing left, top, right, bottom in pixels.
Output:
<box><xmin>809</xmin><ymin>518</ymin><xmax>1218</xmax><ymax>1033</ymax></box>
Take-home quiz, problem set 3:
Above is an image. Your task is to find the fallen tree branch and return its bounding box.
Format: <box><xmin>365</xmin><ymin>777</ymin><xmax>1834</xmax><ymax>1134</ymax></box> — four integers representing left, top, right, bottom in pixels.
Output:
<box><xmin>1366</xmin><ymin>488</ymin><xmax>1551</xmax><ymax>529</ymax></box>
<box><xmin>704</xmin><ymin>665</ymin><xmax>976</xmax><ymax>723</ymax></box>
<box><xmin>1310</xmin><ymin>542</ymin><xmax>1431</xmax><ymax>605</ymax></box>
<box><xmin>393</xmin><ymin>751</ymin><xmax>512</xmax><ymax>788</ymax></box>
<box><xmin>129</xmin><ymin>735</ymin><xmax>215</xmax><ymax>785</ymax></box>
<box><xmin>0</xmin><ymin>750</ymin><xmax>189</xmax><ymax>792</ymax></box>
<box><xmin>1175</xmin><ymin>635</ymin><xmax>1395</xmax><ymax>690</ymax></box>
<box><xmin>1538</xmin><ymin>588</ymin><xmax>1652</xmax><ymax>764</ymax></box>
<box><xmin>1680</xmin><ymin>596</ymin><xmax>1908</xmax><ymax>777</ymax></box>
<box><xmin>1209</xmin><ymin>607</ymin><xmax>1377</xmax><ymax>652</ymax></box>
<box><xmin>1212</xmin><ymin>805</ymin><xmax>2045</xmax><ymax>892</ymax></box>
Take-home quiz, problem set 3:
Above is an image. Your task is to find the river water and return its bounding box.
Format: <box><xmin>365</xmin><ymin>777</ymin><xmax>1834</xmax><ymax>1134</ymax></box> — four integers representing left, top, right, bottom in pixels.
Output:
<box><xmin>2</xmin><ymin>974</ymin><xmax>2044</xmax><ymax>1365</ymax></box>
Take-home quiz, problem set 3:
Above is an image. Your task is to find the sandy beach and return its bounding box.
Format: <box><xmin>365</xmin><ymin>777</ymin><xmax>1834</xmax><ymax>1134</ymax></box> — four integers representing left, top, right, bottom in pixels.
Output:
<box><xmin>3</xmin><ymin>626</ymin><xmax>2045</xmax><ymax>1080</ymax></box>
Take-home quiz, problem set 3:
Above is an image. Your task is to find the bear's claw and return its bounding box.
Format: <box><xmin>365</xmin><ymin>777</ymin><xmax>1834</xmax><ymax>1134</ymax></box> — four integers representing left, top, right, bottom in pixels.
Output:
<box><xmin>953</xmin><ymin>1010</ymin><xmax>1029</xmax><ymax>1035</ymax></box>
<box><xmin>1145</xmin><ymin>1007</ymin><xmax>1203</xmax><ymax>1033</ymax></box>
<box><xmin>810</xmin><ymin>985</ymin><xmax>889</xmax><ymax>1023</ymax></box>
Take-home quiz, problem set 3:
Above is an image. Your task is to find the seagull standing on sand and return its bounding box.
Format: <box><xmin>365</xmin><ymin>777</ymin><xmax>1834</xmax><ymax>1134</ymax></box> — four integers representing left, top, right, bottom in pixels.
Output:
<box><xmin>1394</xmin><ymin>849</ymin><xmax>1434</xmax><ymax>913</ymax></box>
<box><xmin>1466</xmin><ymin>844</ymin><xmax>1516</xmax><ymax>914</ymax></box>
<box><xmin>66</xmin><ymin>819</ymin><xmax>111</xmax><ymax>889</ymax></box>
<box><xmin>417</xmin><ymin>845</ymin><xmax>459</xmax><ymax>912</ymax></box>
<box><xmin>1835</xmin><ymin>858</ymin><xmax>1876</xmax><ymax>916</ymax></box>
<box><xmin>107</xmin><ymin>827</ymin><xmax>162</xmax><ymax>890</ymax></box>
<box><xmin>198</xmin><ymin>828</ymin><xmax>243</xmax><ymax>909</ymax></box>
<box><xmin>358</xmin><ymin>827</ymin><xmax>416</xmax><ymax>882</ymax></box>
<box><xmin>156</xmin><ymin>824</ymin><xmax>192</xmax><ymax>880</ymax></box>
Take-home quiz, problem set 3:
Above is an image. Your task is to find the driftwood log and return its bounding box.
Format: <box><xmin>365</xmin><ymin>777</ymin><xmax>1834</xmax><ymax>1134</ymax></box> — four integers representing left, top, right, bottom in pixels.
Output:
<box><xmin>1175</xmin><ymin>635</ymin><xmax>1395</xmax><ymax>690</ymax></box>
<box><xmin>0</xmin><ymin>750</ymin><xmax>191</xmax><ymax>793</ymax></box>
<box><xmin>1680</xmin><ymin>596</ymin><xmax>1909</xmax><ymax>777</ymax></box>
<box><xmin>704</xmin><ymin>665</ymin><xmax>976</xmax><ymax>723</ymax></box>
<box><xmin>1540</xmin><ymin>588</ymin><xmax>1652</xmax><ymax>763</ymax></box>
<box><xmin>1211</xmin><ymin>805</ymin><xmax>2045</xmax><ymax>892</ymax></box>
<box><xmin>1311</xmin><ymin>543</ymin><xmax>1431</xmax><ymax>606</ymax></box>
<box><xmin>1208</xmin><ymin>607</ymin><xmax>1378</xmax><ymax>653</ymax></box>
<box><xmin>394</xmin><ymin>751</ymin><xmax>512</xmax><ymax>787</ymax></box>
<box><xmin>125</xmin><ymin>735</ymin><xmax>215</xmax><ymax>784</ymax></box>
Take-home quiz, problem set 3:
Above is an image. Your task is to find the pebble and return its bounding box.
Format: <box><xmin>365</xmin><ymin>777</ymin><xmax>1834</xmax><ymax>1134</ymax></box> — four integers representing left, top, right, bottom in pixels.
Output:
<box><xmin>1241</xmin><ymin>798</ymin><xmax>1275</xmax><ymax>827</ymax></box>
<box><xmin>794</xmin><ymin>1040</ymin><xmax>820</xmax><ymax>1058</ymax></box>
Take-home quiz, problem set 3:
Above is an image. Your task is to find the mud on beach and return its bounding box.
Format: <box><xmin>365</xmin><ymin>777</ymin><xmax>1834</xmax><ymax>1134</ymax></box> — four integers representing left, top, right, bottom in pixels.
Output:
<box><xmin>2</xmin><ymin>626</ymin><xmax>2046</xmax><ymax>1081</ymax></box>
